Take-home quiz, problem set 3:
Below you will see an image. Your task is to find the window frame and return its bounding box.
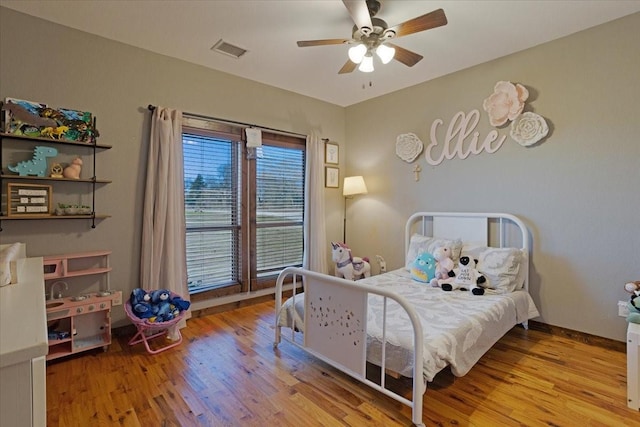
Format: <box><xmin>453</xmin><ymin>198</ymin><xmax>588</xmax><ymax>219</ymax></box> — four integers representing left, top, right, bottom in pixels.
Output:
<box><xmin>182</xmin><ymin>118</ymin><xmax>306</xmax><ymax>301</ymax></box>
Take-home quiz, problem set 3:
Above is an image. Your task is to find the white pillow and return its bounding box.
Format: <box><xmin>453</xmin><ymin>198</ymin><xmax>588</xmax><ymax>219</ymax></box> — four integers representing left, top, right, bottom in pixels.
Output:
<box><xmin>405</xmin><ymin>234</ymin><xmax>463</xmax><ymax>270</ymax></box>
<box><xmin>462</xmin><ymin>244</ymin><xmax>525</xmax><ymax>293</ymax></box>
<box><xmin>0</xmin><ymin>243</ymin><xmax>22</xmax><ymax>286</ymax></box>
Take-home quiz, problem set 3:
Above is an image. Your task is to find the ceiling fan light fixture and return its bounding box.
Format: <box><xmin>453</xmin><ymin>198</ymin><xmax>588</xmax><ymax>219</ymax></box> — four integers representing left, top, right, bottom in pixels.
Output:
<box><xmin>358</xmin><ymin>55</ymin><xmax>375</xmax><ymax>72</ymax></box>
<box><xmin>348</xmin><ymin>44</ymin><xmax>367</xmax><ymax>64</ymax></box>
<box><xmin>376</xmin><ymin>44</ymin><xmax>395</xmax><ymax>64</ymax></box>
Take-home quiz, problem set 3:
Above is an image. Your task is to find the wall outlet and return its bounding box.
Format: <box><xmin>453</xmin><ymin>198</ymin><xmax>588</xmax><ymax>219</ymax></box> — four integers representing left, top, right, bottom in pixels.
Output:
<box><xmin>619</xmin><ymin>300</ymin><xmax>630</xmax><ymax>317</ymax></box>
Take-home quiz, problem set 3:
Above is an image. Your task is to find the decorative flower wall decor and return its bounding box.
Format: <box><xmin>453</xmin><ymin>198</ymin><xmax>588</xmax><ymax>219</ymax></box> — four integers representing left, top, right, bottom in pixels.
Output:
<box><xmin>483</xmin><ymin>80</ymin><xmax>549</xmax><ymax>146</ymax></box>
<box><xmin>482</xmin><ymin>81</ymin><xmax>529</xmax><ymax>127</ymax></box>
<box><xmin>395</xmin><ymin>133</ymin><xmax>424</xmax><ymax>163</ymax></box>
<box><xmin>509</xmin><ymin>111</ymin><xmax>549</xmax><ymax>146</ymax></box>
<box><xmin>394</xmin><ymin>80</ymin><xmax>550</xmax><ymax>174</ymax></box>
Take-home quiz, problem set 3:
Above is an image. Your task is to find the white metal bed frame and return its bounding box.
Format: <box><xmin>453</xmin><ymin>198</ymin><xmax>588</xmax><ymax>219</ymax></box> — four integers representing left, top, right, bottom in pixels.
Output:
<box><xmin>274</xmin><ymin>212</ymin><xmax>530</xmax><ymax>426</ymax></box>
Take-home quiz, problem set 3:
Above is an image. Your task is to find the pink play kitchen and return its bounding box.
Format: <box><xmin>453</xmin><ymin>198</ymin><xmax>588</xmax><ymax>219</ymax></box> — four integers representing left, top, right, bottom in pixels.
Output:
<box><xmin>43</xmin><ymin>250</ymin><xmax>121</xmax><ymax>360</ymax></box>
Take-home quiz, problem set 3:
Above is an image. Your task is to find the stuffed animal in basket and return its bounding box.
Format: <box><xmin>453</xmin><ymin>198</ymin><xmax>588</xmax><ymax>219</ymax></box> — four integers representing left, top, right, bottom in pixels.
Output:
<box><xmin>625</xmin><ymin>281</ymin><xmax>640</xmax><ymax>324</ymax></box>
<box><xmin>331</xmin><ymin>242</ymin><xmax>371</xmax><ymax>280</ymax></box>
<box><xmin>429</xmin><ymin>245</ymin><xmax>454</xmax><ymax>288</ymax></box>
<box><xmin>150</xmin><ymin>289</ymin><xmax>178</xmax><ymax>322</ymax></box>
<box><xmin>411</xmin><ymin>252</ymin><xmax>437</xmax><ymax>284</ymax></box>
<box><xmin>130</xmin><ymin>288</ymin><xmax>190</xmax><ymax>322</ymax></box>
<box><xmin>130</xmin><ymin>288</ymin><xmax>153</xmax><ymax>319</ymax></box>
<box><xmin>440</xmin><ymin>256</ymin><xmax>488</xmax><ymax>295</ymax></box>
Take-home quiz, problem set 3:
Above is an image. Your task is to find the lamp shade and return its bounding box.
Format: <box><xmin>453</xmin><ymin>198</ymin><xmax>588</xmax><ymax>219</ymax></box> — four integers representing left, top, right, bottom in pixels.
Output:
<box><xmin>343</xmin><ymin>176</ymin><xmax>368</xmax><ymax>196</ymax></box>
<box><xmin>358</xmin><ymin>55</ymin><xmax>374</xmax><ymax>73</ymax></box>
<box><xmin>376</xmin><ymin>44</ymin><xmax>395</xmax><ymax>64</ymax></box>
<box><xmin>348</xmin><ymin>44</ymin><xmax>367</xmax><ymax>64</ymax></box>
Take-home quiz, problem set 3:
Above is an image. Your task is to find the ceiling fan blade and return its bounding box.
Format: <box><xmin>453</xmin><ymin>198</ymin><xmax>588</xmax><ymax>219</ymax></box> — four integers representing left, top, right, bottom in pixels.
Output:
<box><xmin>388</xmin><ymin>8</ymin><xmax>447</xmax><ymax>38</ymax></box>
<box><xmin>338</xmin><ymin>60</ymin><xmax>357</xmax><ymax>74</ymax></box>
<box><xmin>387</xmin><ymin>43</ymin><xmax>423</xmax><ymax>67</ymax></box>
<box><xmin>297</xmin><ymin>39</ymin><xmax>351</xmax><ymax>47</ymax></box>
<box><xmin>343</xmin><ymin>0</ymin><xmax>373</xmax><ymax>32</ymax></box>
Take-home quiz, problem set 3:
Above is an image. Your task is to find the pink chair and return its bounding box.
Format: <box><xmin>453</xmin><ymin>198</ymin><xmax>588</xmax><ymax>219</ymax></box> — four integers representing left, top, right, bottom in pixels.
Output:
<box><xmin>124</xmin><ymin>292</ymin><xmax>187</xmax><ymax>354</ymax></box>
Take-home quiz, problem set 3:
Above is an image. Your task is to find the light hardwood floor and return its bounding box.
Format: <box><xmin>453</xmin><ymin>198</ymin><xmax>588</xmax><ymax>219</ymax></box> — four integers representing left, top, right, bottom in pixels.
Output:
<box><xmin>46</xmin><ymin>300</ymin><xmax>639</xmax><ymax>426</ymax></box>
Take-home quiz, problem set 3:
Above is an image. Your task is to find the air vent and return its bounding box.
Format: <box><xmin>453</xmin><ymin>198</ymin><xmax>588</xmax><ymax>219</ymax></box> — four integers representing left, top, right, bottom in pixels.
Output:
<box><xmin>211</xmin><ymin>39</ymin><xmax>248</xmax><ymax>59</ymax></box>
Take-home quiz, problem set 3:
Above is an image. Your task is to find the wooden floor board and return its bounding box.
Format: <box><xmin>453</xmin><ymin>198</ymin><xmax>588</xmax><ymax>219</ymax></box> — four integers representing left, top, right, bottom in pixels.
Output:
<box><xmin>46</xmin><ymin>300</ymin><xmax>639</xmax><ymax>426</ymax></box>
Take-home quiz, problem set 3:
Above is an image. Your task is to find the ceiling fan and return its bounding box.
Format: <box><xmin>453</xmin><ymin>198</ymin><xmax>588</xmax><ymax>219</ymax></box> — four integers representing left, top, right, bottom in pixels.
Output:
<box><xmin>296</xmin><ymin>0</ymin><xmax>448</xmax><ymax>74</ymax></box>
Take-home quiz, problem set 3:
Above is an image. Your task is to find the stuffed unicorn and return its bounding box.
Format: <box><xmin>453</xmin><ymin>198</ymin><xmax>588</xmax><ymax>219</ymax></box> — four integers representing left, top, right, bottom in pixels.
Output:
<box><xmin>331</xmin><ymin>242</ymin><xmax>371</xmax><ymax>281</ymax></box>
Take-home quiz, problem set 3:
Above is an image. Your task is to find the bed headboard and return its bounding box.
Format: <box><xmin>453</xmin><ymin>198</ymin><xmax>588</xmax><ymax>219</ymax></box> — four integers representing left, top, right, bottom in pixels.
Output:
<box><xmin>405</xmin><ymin>212</ymin><xmax>530</xmax><ymax>290</ymax></box>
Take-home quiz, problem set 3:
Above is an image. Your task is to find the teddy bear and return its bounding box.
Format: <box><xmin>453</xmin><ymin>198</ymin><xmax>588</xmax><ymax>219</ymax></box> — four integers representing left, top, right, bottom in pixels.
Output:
<box><xmin>624</xmin><ymin>281</ymin><xmax>640</xmax><ymax>324</ymax></box>
<box><xmin>150</xmin><ymin>289</ymin><xmax>175</xmax><ymax>322</ymax></box>
<box><xmin>411</xmin><ymin>252</ymin><xmax>437</xmax><ymax>284</ymax></box>
<box><xmin>429</xmin><ymin>245</ymin><xmax>454</xmax><ymax>288</ymax></box>
<box><xmin>130</xmin><ymin>288</ymin><xmax>154</xmax><ymax>319</ymax></box>
<box><xmin>440</xmin><ymin>256</ymin><xmax>488</xmax><ymax>295</ymax></box>
<box><xmin>129</xmin><ymin>288</ymin><xmax>190</xmax><ymax>322</ymax></box>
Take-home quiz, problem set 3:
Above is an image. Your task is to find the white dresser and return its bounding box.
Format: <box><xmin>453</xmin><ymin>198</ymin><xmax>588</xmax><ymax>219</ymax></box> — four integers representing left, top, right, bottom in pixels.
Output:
<box><xmin>0</xmin><ymin>256</ymin><xmax>48</xmax><ymax>427</ymax></box>
<box><xmin>629</xmin><ymin>322</ymin><xmax>640</xmax><ymax>410</ymax></box>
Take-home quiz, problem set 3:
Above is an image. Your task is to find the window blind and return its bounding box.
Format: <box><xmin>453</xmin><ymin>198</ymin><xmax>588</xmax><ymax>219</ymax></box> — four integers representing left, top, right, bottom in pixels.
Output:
<box><xmin>183</xmin><ymin>133</ymin><xmax>240</xmax><ymax>292</ymax></box>
<box><xmin>255</xmin><ymin>145</ymin><xmax>304</xmax><ymax>277</ymax></box>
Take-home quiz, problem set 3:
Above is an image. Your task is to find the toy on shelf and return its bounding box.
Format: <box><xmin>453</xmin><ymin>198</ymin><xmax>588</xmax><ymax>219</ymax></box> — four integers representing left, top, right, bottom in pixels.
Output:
<box><xmin>63</xmin><ymin>157</ymin><xmax>82</xmax><ymax>179</ymax></box>
<box><xmin>2</xmin><ymin>98</ymin><xmax>99</xmax><ymax>142</ymax></box>
<box><xmin>7</xmin><ymin>145</ymin><xmax>58</xmax><ymax>177</ymax></box>
<box><xmin>50</xmin><ymin>163</ymin><xmax>63</xmax><ymax>178</ymax></box>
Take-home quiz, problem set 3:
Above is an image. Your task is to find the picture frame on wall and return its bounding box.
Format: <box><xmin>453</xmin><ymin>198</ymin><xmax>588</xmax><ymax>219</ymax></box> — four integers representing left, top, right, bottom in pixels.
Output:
<box><xmin>325</xmin><ymin>167</ymin><xmax>339</xmax><ymax>188</ymax></box>
<box><xmin>7</xmin><ymin>183</ymin><xmax>52</xmax><ymax>217</ymax></box>
<box><xmin>325</xmin><ymin>142</ymin><xmax>339</xmax><ymax>164</ymax></box>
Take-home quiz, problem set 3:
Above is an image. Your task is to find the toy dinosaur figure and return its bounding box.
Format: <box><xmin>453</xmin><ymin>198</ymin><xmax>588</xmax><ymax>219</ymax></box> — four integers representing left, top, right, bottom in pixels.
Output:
<box><xmin>8</xmin><ymin>146</ymin><xmax>58</xmax><ymax>177</ymax></box>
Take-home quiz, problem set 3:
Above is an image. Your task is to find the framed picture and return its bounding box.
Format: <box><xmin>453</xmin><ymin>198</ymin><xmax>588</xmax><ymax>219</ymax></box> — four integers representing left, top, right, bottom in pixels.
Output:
<box><xmin>7</xmin><ymin>183</ymin><xmax>52</xmax><ymax>217</ymax></box>
<box><xmin>325</xmin><ymin>142</ymin><xmax>339</xmax><ymax>164</ymax></box>
<box><xmin>325</xmin><ymin>167</ymin><xmax>339</xmax><ymax>188</ymax></box>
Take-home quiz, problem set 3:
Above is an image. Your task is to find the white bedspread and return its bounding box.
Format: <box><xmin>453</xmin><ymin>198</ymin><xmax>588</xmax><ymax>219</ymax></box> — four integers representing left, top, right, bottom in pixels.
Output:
<box><xmin>278</xmin><ymin>268</ymin><xmax>539</xmax><ymax>382</ymax></box>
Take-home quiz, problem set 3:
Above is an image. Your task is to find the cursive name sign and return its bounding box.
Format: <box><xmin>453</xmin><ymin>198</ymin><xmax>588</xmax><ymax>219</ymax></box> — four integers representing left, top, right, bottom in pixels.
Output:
<box><xmin>425</xmin><ymin>109</ymin><xmax>506</xmax><ymax>166</ymax></box>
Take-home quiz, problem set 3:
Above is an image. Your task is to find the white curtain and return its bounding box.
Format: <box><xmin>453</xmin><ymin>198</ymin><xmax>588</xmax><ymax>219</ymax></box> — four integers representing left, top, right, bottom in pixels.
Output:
<box><xmin>140</xmin><ymin>107</ymin><xmax>191</xmax><ymax>336</ymax></box>
<box><xmin>303</xmin><ymin>134</ymin><xmax>328</xmax><ymax>274</ymax></box>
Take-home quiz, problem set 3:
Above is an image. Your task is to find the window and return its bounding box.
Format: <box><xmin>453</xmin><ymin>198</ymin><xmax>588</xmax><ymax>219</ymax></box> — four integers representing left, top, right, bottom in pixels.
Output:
<box><xmin>182</xmin><ymin>118</ymin><xmax>305</xmax><ymax>297</ymax></box>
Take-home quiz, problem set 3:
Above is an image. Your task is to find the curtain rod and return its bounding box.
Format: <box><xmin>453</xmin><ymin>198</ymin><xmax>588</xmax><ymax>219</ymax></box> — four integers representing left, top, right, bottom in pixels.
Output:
<box><xmin>147</xmin><ymin>104</ymin><xmax>309</xmax><ymax>139</ymax></box>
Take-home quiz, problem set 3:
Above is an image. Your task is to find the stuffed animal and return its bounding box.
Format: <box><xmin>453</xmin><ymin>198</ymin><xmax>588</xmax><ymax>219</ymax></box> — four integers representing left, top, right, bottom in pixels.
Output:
<box><xmin>625</xmin><ymin>281</ymin><xmax>640</xmax><ymax>324</ymax></box>
<box><xmin>130</xmin><ymin>288</ymin><xmax>190</xmax><ymax>322</ymax></box>
<box><xmin>429</xmin><ymin>245</ymin><xmax>454</xmax><ymax>287</ymax></box>
<box><xmin>130</xmin><ymin>288</ymin><xmax>153</xmax><ymax>319</ymax></box>
<box><xmin>150</xmin><ymin>289</ymin><xmax>174</xmax><ymax>322</ymax></box>
<box><xmin>440</xmin><ymin>256</ymin><xmax>488</xmax><ymax>295</ymax></box>
<box><xmin>331</xmin><ymin>242</ymin><xmax>371</xmax><ymax>280</ymax></box>
<box><xmin>411</xmin><ymin>252</ymin><xmax>437</xmax><ymax>283</ymax></box>
<box><xmin>170</xmin><ymin>294</ymin><xmax>191</xmax><ymax>312</ymax></box>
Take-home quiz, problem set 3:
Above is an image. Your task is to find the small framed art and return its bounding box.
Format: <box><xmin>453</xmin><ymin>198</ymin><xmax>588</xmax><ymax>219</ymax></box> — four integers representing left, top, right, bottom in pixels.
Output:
<box><xmin>325</xmin><ymin>167</ymin><xmax>339</xmax><ymax>188</ymax></box>
<box><xmin>325</xmin><ymin>142</ymin><xmax>339</xmax><ymax>164</ymax></box>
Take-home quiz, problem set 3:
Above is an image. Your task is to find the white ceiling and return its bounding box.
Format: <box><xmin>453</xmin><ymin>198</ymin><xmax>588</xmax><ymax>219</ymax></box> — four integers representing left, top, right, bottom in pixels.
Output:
<box><xmin>2</xmin><ymin>0</ymin><xmax>639</xmax><ymax>107</ymax></box>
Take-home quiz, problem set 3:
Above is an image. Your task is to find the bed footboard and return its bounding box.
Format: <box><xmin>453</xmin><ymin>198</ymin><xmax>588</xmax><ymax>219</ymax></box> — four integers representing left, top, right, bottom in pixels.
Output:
<box><xmin>275</xmin><ymin>267</ymin><xmax>426</xmax><ymax>427</ymax></box>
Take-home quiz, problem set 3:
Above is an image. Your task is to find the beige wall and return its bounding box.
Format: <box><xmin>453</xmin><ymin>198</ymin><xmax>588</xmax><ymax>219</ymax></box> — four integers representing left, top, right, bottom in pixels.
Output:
<box><xmin>0</xmin><ymin>8</ymin><xmax>345</xmax><ymax>326</ymax></box>
<box><xmin>344</xmin><ymin>13</ymin><xmax>640</xmax><ymax>341</ymax></box>
<box><xmin>1</xmin><ymin>8</ymin><xmax>638</xmax><ymax>341</ymax></box>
